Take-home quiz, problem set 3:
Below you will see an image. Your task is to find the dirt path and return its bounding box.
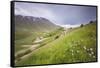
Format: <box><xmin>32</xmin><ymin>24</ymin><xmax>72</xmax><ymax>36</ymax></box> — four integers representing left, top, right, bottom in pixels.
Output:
<box><xmin>15</xmin><ymin>37</ymin><xmax>48</xmax><ymax>63</ymax></box>
<box><xmin>15</xmin><ymin>44</ymin><xmax>40</xmax><ymax>63</ymax></box>
<box><xmin>15</xmin><ymin>30</ymin><xmax>71</xmax><ymax>63</ymax></box>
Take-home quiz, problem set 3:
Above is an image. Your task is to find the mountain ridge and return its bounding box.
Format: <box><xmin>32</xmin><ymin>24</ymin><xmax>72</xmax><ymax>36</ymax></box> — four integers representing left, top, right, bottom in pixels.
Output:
<box><xmin>15</xmin><ymin>15</ymin><xmax>59</xmax><ymax>32</ymax></box>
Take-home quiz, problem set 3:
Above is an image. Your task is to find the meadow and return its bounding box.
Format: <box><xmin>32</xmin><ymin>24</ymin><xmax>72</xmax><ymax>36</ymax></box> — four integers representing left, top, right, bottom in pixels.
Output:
<box><xmin>15</xmin><ymin>22</ymin><xmax>97</xmax><ymax>66</ymax></box>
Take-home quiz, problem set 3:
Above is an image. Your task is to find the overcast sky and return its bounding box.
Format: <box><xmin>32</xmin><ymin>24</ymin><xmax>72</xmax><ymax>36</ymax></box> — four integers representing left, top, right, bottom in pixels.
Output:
<box><xmin>15</xmin><ymin>2</ymin><xmax>97</xmax><ymax>25</ymax></box>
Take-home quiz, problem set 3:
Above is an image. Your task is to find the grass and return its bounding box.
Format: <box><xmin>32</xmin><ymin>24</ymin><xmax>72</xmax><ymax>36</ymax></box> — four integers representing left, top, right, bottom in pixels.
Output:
<box><xmin>15</xmin><ymin>31</ymin><xmax>37</xmax><ymax>52</ymax></box>
<box><xmin>15</xmin><ymin>22</ymin><xmax>97</xmax><ymax>66</ymax></box>
<box><xmin>15</xmin><ymin>27</ymin><xmax>63</xmax><ymax>53</ymax></box>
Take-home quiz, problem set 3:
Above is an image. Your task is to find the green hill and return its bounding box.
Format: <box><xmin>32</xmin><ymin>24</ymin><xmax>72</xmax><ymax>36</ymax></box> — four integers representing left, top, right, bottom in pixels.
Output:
<box><xmin>16</xmin><ymin>22</ymin><xmax>97</xmax><ymax>66</ymax></box>
<box><xmin>15</xmin><ymin>15</ymin><xmax>60</xmax><ymax>52</ymax></box>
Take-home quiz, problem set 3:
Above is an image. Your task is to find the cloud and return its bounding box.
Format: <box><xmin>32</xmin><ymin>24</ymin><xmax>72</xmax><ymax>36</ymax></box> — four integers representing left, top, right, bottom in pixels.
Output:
<box><xmin>15</xmin><ymin>7</ymin><xmax>30</xmax><ymax>16</ymax></box>
<box><xmin>15</xmin><ymin>3</ymin><xmax>57</xmax><ymax>23</ymax></box>
<box><xmin>15</xmin><ymin>2</ymin><xmax>96</xmax><ymax>25</ymax></box>
<box><xmin>60</xmin><ymin>24</ymin><xmax>81</xmax><ymax>28</ymax></box>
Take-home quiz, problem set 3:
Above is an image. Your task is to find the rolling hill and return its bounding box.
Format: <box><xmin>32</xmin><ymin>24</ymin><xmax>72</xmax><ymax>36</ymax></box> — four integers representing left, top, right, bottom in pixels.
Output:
<box><xmin>15</xmin><ymin>21</ymin><xmax>97</xmax><ymax>66</ymax></box>
<box><xmin>15</xmin><ymin>15</ymin><xmax>60</xmax><ymax>52</ymax></box>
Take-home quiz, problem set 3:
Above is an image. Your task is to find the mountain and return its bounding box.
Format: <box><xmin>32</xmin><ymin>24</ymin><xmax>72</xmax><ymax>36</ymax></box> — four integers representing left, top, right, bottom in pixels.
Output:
<box><xmin>15</xmin><ymin>15</ymin><xmax>59</xmax><ymax>32</ymax></box>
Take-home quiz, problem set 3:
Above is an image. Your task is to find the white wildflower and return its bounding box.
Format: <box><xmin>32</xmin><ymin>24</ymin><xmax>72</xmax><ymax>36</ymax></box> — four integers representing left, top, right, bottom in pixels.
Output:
<box><xmin>72</xmin><ymin>53</ymin><xmax>74</xmax><ymax>56</ymax></box>
<box><xmin>93</xmin><ymin>56</ymin><xmax>96</xmax><ymax>58</ymax></box>
<box><xmin>91</xmin><ymin>52</ymin><xmax>94</xmax><ymax>54</ymax></box>
<box><xmin>90</xmin><ymin>48</ymin><xmax>93</xmax><ymax>51</ymax></box>
<box><xmin>83</xmin><ymin>46</ymin><xmax>86</xmax><ymax>50</ymax></box>
<box><xmin>77</xmin><ymin>50</ymin><xmax>79</xmax><ymax>53</ymax></box>
<box><xmin>89</xmin><ymin>53</ymin><xmax>92</xmax><ymax>56</ymax></box>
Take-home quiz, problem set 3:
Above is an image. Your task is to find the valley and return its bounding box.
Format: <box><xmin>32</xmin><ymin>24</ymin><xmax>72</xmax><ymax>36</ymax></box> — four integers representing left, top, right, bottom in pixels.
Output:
<box><xmin>14</xmin><ymin>15</ymin><xmax>97</xmax><ymax>66</ymax></box>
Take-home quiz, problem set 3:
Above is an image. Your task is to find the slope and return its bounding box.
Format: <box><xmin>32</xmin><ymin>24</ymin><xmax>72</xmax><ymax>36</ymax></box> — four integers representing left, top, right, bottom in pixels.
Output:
<box><xmin>16</xmin><ymin>22</ymin><xmax>97</xmax><ymax>66</ymax></box>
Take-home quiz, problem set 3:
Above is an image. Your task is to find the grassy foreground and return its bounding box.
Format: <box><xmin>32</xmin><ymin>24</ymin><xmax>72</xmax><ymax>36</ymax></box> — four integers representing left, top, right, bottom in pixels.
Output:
<box><xmin>16</xmin><ymin>22</ymin><xmax>97</xmax><ymax>66</ymax></box>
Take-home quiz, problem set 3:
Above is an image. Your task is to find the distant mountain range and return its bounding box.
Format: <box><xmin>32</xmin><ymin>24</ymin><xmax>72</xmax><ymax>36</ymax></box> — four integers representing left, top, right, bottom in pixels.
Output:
<box><xmin>15</xmin><ymin>15</ymin><xmax>59</xmax><ymax>32</ymax></box>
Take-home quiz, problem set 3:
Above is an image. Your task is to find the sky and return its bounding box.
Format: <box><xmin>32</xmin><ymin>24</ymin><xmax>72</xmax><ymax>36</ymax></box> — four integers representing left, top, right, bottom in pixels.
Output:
<box><xmin>15</xmin><ymin>2</ymin><xmax>97</xmax><ymax>26</ymax></box>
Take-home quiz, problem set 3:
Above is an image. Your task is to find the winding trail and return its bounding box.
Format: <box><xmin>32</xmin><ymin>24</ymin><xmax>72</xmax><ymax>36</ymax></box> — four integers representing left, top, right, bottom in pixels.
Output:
<box><xmin>15</xmin><ymin>29</ymin><xmax>71</xmax><ymax>63</ymax></box>
<box><xmin>15</xmin><ymin>37</ymin><xmax>48</xmax><ymax>63</ymax></box>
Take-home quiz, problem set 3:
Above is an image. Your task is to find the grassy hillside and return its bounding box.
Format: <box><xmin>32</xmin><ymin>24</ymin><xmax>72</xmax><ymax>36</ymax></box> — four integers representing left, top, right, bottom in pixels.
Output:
<box><xmin>15</xmin><ymin>15</ymin><xmax>60</xmax><ymax>53</ymax></box>
<box><xmin>15</xmin><ymin>27</ymin><xmax>62</xmax><ymax>53</ymax></box>
<box><xmin>15</xmin><ymin>22</ymin><xmax>97</xmax><ymax>66</ymax></box>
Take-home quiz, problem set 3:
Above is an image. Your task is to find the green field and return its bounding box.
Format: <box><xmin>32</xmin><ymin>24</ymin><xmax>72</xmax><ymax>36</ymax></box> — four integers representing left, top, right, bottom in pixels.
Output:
<box><xmin>15</xmin><ymin>22</ymin><xmax>97</xmax><ymax>66</ymax></box>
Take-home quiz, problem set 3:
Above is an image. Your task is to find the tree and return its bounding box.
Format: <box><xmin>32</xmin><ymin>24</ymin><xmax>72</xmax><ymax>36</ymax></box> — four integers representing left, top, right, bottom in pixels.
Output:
<box><xmin>80</xmin><ymin>24</ymin><xmax>84</xmax><ymax>27</ymax></box>
<box><xmin>89</xmin><ymin>21</ymin><xmax>93</xmax><ymax>24</ymax></box>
